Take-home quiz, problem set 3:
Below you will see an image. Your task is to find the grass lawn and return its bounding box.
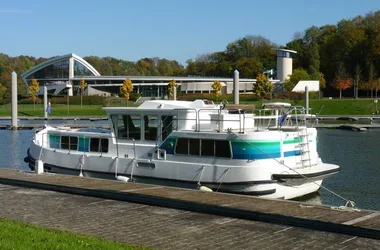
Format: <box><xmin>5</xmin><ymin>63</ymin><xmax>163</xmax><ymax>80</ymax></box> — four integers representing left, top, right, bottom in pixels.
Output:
<box><xmin>241</xmin><ymin>98</ymin><xmax>380</xmax><ymax>116</ymax></box>
<box><xmin>0</xmin><ymin>218</ymin><xmax>149</xmax><ymax>250</ymax></box>
<box><xmin>0</xmin><ymin>104</ymin><xmax>107</xmax><ymax>117</ymax></box>
<box><xmin>0</xmin><ymin>98</ymin><xmax>379</xmax><ymax>117</ymax></box>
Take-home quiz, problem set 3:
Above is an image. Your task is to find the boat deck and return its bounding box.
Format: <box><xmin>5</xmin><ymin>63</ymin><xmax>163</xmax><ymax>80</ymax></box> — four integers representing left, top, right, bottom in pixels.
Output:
<box><xmin>0</xmin><ymin>168</ymin><xmax>379</xmax><ymax>245</ymax></box>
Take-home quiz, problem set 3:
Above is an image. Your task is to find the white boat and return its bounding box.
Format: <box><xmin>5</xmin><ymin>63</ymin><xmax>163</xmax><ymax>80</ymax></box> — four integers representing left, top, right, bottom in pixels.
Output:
<box><xmin>25</xmin><ymin>100</ymin><xmax>340</xmax><ymax>199</ymax></box>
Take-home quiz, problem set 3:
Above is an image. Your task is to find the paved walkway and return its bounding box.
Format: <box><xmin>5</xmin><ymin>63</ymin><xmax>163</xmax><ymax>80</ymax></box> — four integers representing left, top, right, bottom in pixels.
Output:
<box><xmin>0</xmin><ymin>183</ymin><xmax>379</xmax><ymax>249</ymax></box>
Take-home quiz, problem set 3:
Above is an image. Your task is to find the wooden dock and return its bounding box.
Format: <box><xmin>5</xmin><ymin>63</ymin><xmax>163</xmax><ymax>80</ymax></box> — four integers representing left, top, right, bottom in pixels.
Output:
<box><xmin>0</xmin><ymin>168</ymin><xmax>379</xmax><ymax>242</ymax></box>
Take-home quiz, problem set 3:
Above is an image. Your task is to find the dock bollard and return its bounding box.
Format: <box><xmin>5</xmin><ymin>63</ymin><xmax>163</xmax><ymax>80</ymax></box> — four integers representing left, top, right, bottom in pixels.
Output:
<box><xmin>35</xmin><ymin>160</ymin><xmax>44</xmax><ymax>174</ymax></box>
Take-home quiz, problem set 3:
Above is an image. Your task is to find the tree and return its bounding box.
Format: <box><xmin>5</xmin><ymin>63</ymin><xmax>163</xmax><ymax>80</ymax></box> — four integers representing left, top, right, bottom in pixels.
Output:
<box><xmin>79</xmin><ymin>79</ymin><xmax>87</xmax><ymax>108</ymax></box>
<box><xmin>308</xmin><ymin>42</ymin><xmax>320</xmax><ymax>80</ymax></box>
<box><xmin>120</xmin><ymin>78</ymin><xmax>133</xmax><ymax>105</ymax></box>
<box><xmin>29</xmin><ymin>79</ymin><xmax>39</xmax><ymax>110</ymax></box>
<box><xmin>319</xmin><ymin>72</ymin><xmax>326</xmax><ymax>99</ymax></box>
<box><xmin>374</xmin><ymin>78</ymin><xmax>380</xmax><ymax>98</ymax></box>
<box><xmin>167</xmin><ymin>80</ymin><xmax>178</xmax><ymax>100</ymax></box>
<box><xmin>319</xmin><ymin>72</ymin><xmax>326</xmax><ymax>89</ymax></box>
<box><xmin>0</xmin><ymin>83</ymin><xmax>7</xmax><ymax>100</ymax></box>
<box><xmin>211</xmin><ymin>80</ymin><xmax>222</xmax><ymax>101</ymax></box>
<box><xmin>253</xmin><ymin>73</ymin><xmax>274</xmax><ymax>99</ymax></box>
<box><xmin>284</xmin><ymin>69</ymin><xmax>310</xmax><ymax>91</ymax></box>
<box><xmin>332</xmin><ymin>77</ymin><xmax>353</xmax><ymax>99</ymax></box>
<box><xmin>353</xmin><ymin>64</ymin><xmax>362</xmax><ymax>99</ymax></box>
<box><xmin>235</xmin><ymin>57</ymin><xmax>263</xmax><ymax>78</ymax></box>
<box><xmin>368</xmin><ymin>63</ymin><xmax>376</xmax><ymax>98</ymax></box>
<box><xmin>332</xmin><ymin>63</ymin><xmax>352</xmax><ymax>99</ymax></box>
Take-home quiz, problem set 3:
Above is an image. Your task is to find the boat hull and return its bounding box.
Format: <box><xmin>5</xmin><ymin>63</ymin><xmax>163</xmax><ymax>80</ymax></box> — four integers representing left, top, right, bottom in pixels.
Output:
<box><xmin>26</xmin><ymin>145</ymin><xmax>337</xmax><ymax>200</ymax></box>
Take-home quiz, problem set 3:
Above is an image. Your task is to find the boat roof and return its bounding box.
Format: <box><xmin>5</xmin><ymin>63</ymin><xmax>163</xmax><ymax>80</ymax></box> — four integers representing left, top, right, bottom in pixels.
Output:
<box><xmin>103</xmin><ymin>99</ymin><xmax>219</xmax><ymax>113</ymax></box>
<box><xmin>262</xmin><ymin>102</ymin><xmax>292</xmax><ymax>109</ymax></box>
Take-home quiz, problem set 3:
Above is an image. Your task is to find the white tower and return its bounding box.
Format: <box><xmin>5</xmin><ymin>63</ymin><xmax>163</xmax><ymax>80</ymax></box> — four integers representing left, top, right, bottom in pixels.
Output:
<box><xmin>276</xmin><ymin>49</ymin><xmax>297</xmax><ymax>83</ymax></box>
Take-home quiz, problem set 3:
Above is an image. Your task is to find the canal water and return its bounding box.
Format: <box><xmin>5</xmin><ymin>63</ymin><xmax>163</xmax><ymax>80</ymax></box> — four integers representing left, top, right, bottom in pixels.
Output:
<box><xmin>1</xmin><ymin>129</ymin><xmax>379</xmax><ymax>211</ymax></box>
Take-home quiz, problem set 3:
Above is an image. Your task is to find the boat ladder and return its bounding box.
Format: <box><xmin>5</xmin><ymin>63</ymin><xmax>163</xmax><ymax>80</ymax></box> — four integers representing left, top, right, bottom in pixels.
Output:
<box><xmin>297</xmin><ymin>128</ymin><xmax>311</xmax><ymax>168</ymax></box>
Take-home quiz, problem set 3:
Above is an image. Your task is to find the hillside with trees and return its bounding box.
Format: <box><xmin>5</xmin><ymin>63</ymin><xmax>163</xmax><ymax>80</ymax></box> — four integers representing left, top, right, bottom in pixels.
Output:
<box><xmin>1</xmin><ymin>10</ymin><xmax>380</xmax><ymax>100</ymax></box>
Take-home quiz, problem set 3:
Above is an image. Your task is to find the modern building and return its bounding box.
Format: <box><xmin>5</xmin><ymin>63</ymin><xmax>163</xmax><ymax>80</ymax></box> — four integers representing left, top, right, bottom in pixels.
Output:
<box><xmin>276</xmin><ymin>49</ymin><xmax>297</xmax><ymax>83</ymax></box>
<box><xmin>22</xmin><ymin>53</ymin><xmax>292</xmax><ymax>97</ymax></box>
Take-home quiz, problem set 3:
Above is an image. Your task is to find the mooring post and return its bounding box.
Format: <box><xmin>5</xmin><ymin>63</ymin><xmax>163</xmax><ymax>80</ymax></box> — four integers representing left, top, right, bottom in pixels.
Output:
<box><xmin>11</xmin><ymin>72</ymin><xmax>18</xmax><ymax>129</ymax></box>
<box><xmin>305</xmin><ymin>86</ymin><xmax>309</xmax><ymax>115</ymax></box>
<box><xmin>305</xmin><ymin>86</ymin><xmax>309</xmax><ymax>126</ymax></box>
<box><xmin>233</xmin><ymin>69</ymin><xmax>239</xmax><ymax>104</ymax></box>
<box><xmin>44</xmin><ymin>86</ymin><xmax>48</xmax><ymax>118</ymax></box>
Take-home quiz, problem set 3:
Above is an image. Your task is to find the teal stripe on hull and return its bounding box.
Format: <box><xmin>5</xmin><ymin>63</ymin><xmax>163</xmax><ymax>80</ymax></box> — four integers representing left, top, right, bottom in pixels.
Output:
<box><xmin>160</xmin><ymin>136</ymin><xmax>302</xmax><ymax>160</ymax></box>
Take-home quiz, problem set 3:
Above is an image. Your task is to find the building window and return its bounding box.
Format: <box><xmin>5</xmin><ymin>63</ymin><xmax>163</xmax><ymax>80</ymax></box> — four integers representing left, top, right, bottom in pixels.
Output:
<box><xmin>277</xmin><ymin>51</ymin><xmax>290</xmax><ymax>58</ymax></box>
<box><xmin>74</xmin><ymin>60</ymin><xmax>96</xmax><ymax>76</ymax></box>
<box><xmin>27</xmin><ymin>59</ymin><xmax>70</xmax><ymax>79</ymax></box>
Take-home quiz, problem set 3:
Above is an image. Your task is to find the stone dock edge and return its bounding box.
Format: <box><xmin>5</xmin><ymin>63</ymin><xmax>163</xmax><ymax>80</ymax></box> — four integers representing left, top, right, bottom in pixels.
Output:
<box><xmin>0</xmin><ymin>173</ymin><xmax>378</xmax><ymax>240</ymax></box>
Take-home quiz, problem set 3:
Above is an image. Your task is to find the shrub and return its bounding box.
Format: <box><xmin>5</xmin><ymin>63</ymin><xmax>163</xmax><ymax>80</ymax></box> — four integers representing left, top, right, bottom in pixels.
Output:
<box><xmin>0</xmin><ymin>98</ymin><xmax>10</xmax><ymax>105</ymax></box>
<box><xmin>130</xmin><ymin>93</ymin><xmax>141</xmax><ymax>102</ymax></box>
<box><xmin>18</xmin><ymin>97</ymin><xmax>42</xmax><ymax>104</ymax></box>
<box><xmin>273</xmin><ymin>91</ymin><xmax>304</xmax><ymax>100</ymax></box>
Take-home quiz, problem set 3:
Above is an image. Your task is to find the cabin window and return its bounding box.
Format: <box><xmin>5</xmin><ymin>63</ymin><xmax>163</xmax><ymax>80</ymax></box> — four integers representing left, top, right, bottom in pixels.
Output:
<box><xmin>111</xmin><ymin>114</ymin><xmax>141</xmax><ymax>140</ymax></box>
<box><xmin>175</xmin><ymin>137</ymin><xmax>231</xmax><ymax>158</ymax></box>
<box><xmin>215</xmin><ymin>140</ymin><xmax>231</xmax><ymax>158</ymax></box>
<box><xmin>161</xmin><ymin>116</ymin><xmax>174</xmax><ymax>140</ymax></box>
<box><xmin>78</xmin><ymin>136</ymin><xmax>89</xmax><ymax>152</ymax></box>
<box><xmin>189</xmin><ymin>139</ymin><xmax>200</xmax><ymax>155</ymax></box>
<box><xmin>61</xmin><ymin>136</ymin><xmax>78</xmax><ymax>150</ymax></box>
<box><xmin>201</xmin><ymin>139</ymin><xmax>214</xmax><ymax>156</ymax></box>
<box><xmin>49</xmin><ymin>134</ymin><xmax>61</xmax><ymax>149</ymax></box>
<box><xmin>90</xmin><ymin>138</ymin><xmax>109</xmax><ymax>153</ymax></box>
<box><xmin>144</xmin><ymin>115</ymin><xmax>158</xmax><ymax>140</ymax></box>
<box><xmin>176</xmin><ymin>138</ymin><xmax>188</xmax><ymax>154</ymax></box>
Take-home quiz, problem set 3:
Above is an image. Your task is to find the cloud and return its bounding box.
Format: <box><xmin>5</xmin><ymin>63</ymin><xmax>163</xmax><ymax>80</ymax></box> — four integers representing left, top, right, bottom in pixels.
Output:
<box><xmin>0</xmin><ymin>9</ymin><xmax>32</xmax><ymax>14</ymax></box>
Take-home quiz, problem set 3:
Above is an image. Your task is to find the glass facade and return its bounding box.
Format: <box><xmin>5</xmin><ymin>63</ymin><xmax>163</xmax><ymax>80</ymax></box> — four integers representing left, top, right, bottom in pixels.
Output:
<box><xmin>33</xmin><ymin>80</ymin><xmax>69</xmax><ymax>86</ymax></box>
<box><xmin>27</xmin><ymin>59</ymin><xmax>69</xmax><ymax>79</ymax></box>
<box><xmin>277</xmin><ymin>50</ymin><xmax>295</xmax><ymax>58</ymax></box>
<box><xmin>74</xmin><ymin>60</ymin><xmax>96</xmax><ymax>77</ymax></box>
<box><xmin>136</xmin><ymin>85</ymin><xmax>177</xmax><ymax>98</ymax></box>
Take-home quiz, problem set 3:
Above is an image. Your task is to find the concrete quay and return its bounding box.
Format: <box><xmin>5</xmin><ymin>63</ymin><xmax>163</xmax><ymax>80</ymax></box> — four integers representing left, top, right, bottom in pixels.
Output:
<box><xmin>0</xmin><ymin>169</ymin><xmax>379</xmax><ymax>249</ymax></box>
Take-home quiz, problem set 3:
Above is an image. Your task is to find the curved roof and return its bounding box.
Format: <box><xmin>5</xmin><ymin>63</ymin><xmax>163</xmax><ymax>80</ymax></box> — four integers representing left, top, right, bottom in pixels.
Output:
<box><xmin>275</xmin><ymin>48</ymin><xmax>297</xmax><ymax>54</ymax></box>
<box><xmin>21</xmin><ymin>53</ymin><xmax>101</xmax><ymax>79</ymax></box>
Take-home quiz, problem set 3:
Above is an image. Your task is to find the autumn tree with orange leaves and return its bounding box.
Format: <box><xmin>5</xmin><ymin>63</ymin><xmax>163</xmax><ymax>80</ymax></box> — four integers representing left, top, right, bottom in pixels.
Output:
<box><xmin>332</xmin><ymin>78</ymin><xmax>353</xmax><ymax>99</ymax></box>
<box><xmin>332</xmin><ymin>63</ymin><xmax>352</xmax><ymax>99</ymax></box>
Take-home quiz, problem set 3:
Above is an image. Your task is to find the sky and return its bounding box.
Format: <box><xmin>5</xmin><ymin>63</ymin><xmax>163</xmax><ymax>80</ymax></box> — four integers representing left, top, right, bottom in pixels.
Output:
<box><xmin>1</xmin><ymin>0</ymin><xmax>380</xmax><ymax>65</ymax></box>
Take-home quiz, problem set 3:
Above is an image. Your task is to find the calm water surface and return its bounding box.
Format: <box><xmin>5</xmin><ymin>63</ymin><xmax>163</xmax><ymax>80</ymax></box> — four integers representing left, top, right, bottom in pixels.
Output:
<box><xmin>1</xmin><ymin>129</ymin><xmax>379</xmax><ymax>210</ymax></box>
